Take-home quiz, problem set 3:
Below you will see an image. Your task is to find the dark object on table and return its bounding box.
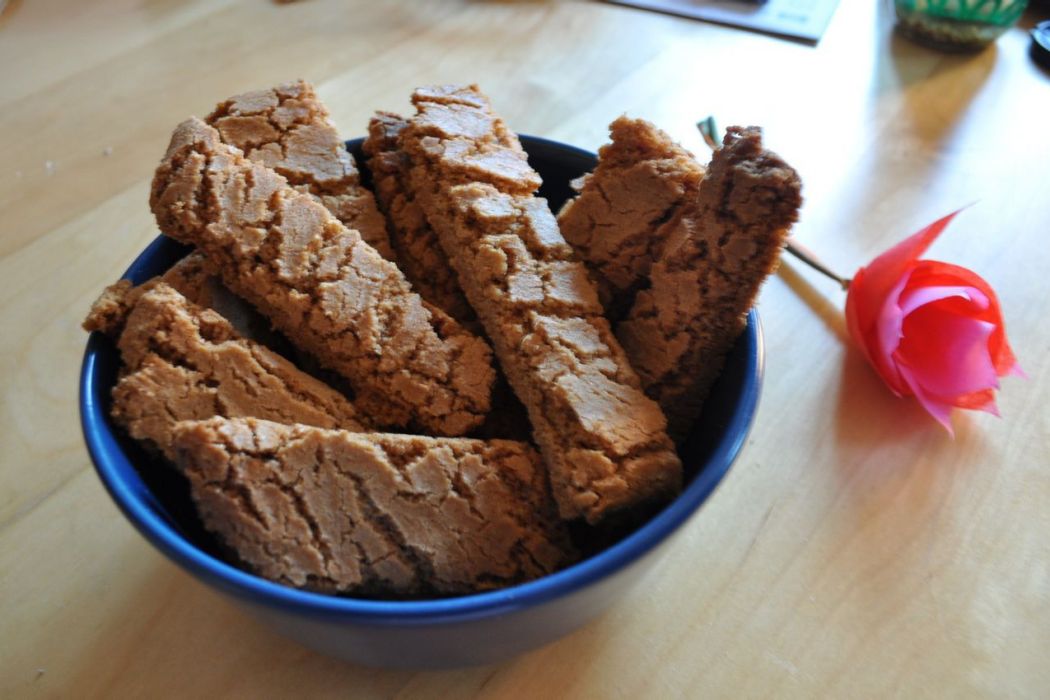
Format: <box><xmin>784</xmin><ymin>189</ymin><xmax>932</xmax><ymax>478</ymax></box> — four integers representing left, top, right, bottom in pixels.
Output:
<box><xmin>1032</xmin><ymin>21</ymin><xmax>1050</xmax><ymax>71</ymax></box>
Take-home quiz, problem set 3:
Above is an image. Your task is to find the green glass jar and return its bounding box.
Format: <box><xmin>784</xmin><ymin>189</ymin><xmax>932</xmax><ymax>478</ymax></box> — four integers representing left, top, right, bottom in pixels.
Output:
<box><xmin>894</xmin><ymin>0</ymin><xmax>1029</xmax><ymax>51</ymax></box>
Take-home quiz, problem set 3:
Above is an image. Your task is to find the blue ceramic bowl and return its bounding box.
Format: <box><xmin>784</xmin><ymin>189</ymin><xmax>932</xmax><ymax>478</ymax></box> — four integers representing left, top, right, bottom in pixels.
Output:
<box><xmin>80</xmin><ymin>136</ymin><xmax>763</xmax><ymax>668</ymax></box>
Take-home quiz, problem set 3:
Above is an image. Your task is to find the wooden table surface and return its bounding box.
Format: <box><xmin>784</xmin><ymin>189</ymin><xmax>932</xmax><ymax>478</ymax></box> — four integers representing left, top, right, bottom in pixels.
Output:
<box><xmin>3</xmin><ymin>0</ymin><xmax>1049</xmax><ymax>697</ymax></box>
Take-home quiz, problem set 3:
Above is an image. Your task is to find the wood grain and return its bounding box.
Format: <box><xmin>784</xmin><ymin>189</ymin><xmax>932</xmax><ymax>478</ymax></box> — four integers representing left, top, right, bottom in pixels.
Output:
<box><xmin>2</xmin><ymin>0</ymin><xmax>1048</xmax><ymax>697</ymax></box>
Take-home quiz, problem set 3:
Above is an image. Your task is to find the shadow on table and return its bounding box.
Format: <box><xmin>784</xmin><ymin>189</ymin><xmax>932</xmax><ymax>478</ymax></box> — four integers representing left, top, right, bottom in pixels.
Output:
<box><xmin>775</xmin><ymin>263</ymin><xmax>849</xmax><ymax>343</ymax></box>
<box><xmin>830</xmin><ymin>334</ymin><xmax>988</xmax><ymax>455</ymax></box>
<box><xmin>56</xmin><ymin>559</ymin><xmax>616</xmax><ymax>695</ymax></box>
<box><xmin>889</xmin><ymin>36</ymin><xmax>998</xmax><ymax>140</ymax></box>
<box><xmin>900</xmin><ymin>40</ymin><xmax>997</xmax><ymax>126</ymax></box>
<box><xmin>59</xmin><ymin>564</ymin><xmax>425</xmax><ymax>696</ymax></box>
<box><xmin>833</xmin><ymin>0</ymin><xmax>1000</xmax><ymax>229</ymax></box>
<box><xmin>834</xmin><ymin>344</ymin><xmax>932</xmax><ymax>446</ymax></box>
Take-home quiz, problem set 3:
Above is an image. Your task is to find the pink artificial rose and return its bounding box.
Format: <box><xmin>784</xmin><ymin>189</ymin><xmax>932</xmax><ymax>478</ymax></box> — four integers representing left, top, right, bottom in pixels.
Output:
<box><xmin>844</xmin><ymin>211</ymin><xmax>1021</xmax><ymax>431</ymax></box>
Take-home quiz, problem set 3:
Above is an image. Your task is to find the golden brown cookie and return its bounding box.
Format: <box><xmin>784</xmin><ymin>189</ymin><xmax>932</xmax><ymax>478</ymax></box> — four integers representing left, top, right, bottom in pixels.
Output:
<box><xmin>363</xmin><ymin>112</ymin><xmax>476</xmax><ymax>326</ymax></box>
<box><xmin>172</xmin><ymin>416</ymin><xmax>576</xmax><ymax>596</ymax></box>
<box><xmin>150</xmin><ymin>118</ymin><xmax>494</xmax><ymax>436</ymax></box>
<box><xmin>84</xmin><ymin>253</ymin><xmax>275</xmax><ymax>343</ymax></box>
<box><xmin>557</xmin><ymin>117</ymin><xmax>705</xmax><ymax>318</ymax></box>
<box><xmin>617</xmin><ymin>126</ymin><xmax>802</xmax><ymax>441</ymax></box>
<box><xmin>94</xmin><ymin>283</ymin><xmax>364</xmax><ymax>460</ymax></box>
<box><xmin>400</xmin><ymin>84</ymin><xmax>681</xmax><ymax>524</ymax></box>
<box><xmin>206</xmin><ymin>80</ymin><xmax>394</xmax><ymax>260</ymax></box>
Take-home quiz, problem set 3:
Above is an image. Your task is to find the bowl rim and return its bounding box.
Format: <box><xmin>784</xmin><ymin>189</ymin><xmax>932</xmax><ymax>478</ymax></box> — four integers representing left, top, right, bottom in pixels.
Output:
<box><xmin>79</xmin><ymin>135</ymin><xmax>764</xmax><ymax>626</ymax></box>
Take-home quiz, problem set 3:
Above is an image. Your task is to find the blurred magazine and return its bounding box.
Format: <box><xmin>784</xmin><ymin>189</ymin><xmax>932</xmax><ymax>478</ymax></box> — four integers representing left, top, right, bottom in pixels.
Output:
<box><xmin>604</xmin><ymin>0</ymin><xmax>842</xmax><ymax>43</ymax></box>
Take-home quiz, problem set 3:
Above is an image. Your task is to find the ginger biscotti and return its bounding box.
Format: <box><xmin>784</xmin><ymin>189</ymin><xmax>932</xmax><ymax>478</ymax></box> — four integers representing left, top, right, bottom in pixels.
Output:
<box><xmin>557</xmin><ymin>117</ymin><xmax>705</xmax><ymax>318</ymax></box>
<box><xmin>363</xmin><ymin>111</ymin><xmax>476</xmax><ymax>326</ymax></box>
<box><xmin>173</xmin><ymin>417</ymin><xmax>576</xmax><ymax>595</ymax></box>
<box><xmin>84</xmin><ymin>252</ymin><xmax>277</xmax><ymax>346</ymax></box>
<box><xmin>84</xmin><ymin>253</ymin><xmax>217</xmax><ymax>337</ymax></box>
<box><xmin>617</xmin><ymin>127</ymin><xmax>802</xmax><ymax>441</ymax></box>
<box><xmin>205</xmin><ymin>81</ymin><xmax>394</xmax><ymax>261</ymax></box>
<box><xmin>150</xmin><ymin>118</ymin><xmax>495</xmax><ymax>436</ymax></box>
<box><xmin>84</xmin><ymin>283</ymin><xmax>365</xmax><ymax>460</ymax></box>
<box><xmin>399</xmin><ymin>84</ymin><xmax>682</xmax><ymax>524</ymax></box>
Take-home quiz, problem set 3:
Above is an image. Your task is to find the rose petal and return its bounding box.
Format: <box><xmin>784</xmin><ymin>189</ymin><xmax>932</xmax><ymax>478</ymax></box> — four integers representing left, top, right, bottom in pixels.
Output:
<box><xmin>851</xmin><ymin>210</ymin><xmax>964</xmax><ymax>319</ymax></box>
<box><xmin>845</xmin><ymin>268</ymin><xmax>878</xmax><ymax>368</ymax></box>
<box><xmin>871</xmin><ymin>272</ymin><xmax>912</xmax><ymax>395</ymax></box>
<box><xmin>896</xmin><ymin>306</ymin><xmax>999</xmax><ymax>398</ymax></box>
<box><xmin>897</xmin><ymin>362</ymin><xmax>956</xmax><ymax>434</ymax></box>
<box><xmin>954</xmin><ymin>388</ymin><xmax>1001</xmax><ymax>416</ymax></box>
<box><xmin>843</xmin><ymin>210</ymin><xmax>1021</xmax><ymax>429</ymax></box>
<box><xmin>905</xmin><ymin>261</ymin><xmax>1019</xmax><ymax>377</ymax></box>
<box><xmin>898</xmin><ymin>284</ymin><xmax>988</xmax><ymax>317</ymax></box>
<box><xmin>845</xmin><ymin>211</ymin><xmax>966</xmax><ymax>394</ymax></box>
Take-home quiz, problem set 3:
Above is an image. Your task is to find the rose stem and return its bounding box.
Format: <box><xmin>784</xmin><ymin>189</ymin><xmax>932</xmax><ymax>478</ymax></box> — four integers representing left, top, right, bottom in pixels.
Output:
<box><xmin>696</xmin><ymin>115</ymin><xmax>851</xmax><ymax>291</ymax></box>
<box><xmin>783</xmin><ymin>240</ymin><xmax>851</xmax><ymax>290</ymax></box>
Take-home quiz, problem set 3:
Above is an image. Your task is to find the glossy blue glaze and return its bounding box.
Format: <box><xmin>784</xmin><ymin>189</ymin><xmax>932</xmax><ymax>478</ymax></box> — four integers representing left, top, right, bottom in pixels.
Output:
<box><xmin>79</xmin><ymin>136</ymin><xmax>764</xmax><ymax>668</ymax></box>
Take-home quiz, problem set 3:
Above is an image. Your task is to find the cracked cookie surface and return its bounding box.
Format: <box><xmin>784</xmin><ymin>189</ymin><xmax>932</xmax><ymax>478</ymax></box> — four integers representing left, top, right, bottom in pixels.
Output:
<box><xmin>89</xmin><ymin>283</ymin><xmax>364</xmax><ymax>461</ymax></box>
<box><xmin>363</xmin><ymin>112</ymin><xmax>476</xmax><ymax>326</ymax></box>
<box><xmin>557</xmin><ymin>117</ymin><xmax>704</xmax><ymax>318</ymax></box>
<box><xmin>617</xmin><ymin>126</ymin><xmax>802</xmax><ymax>441</ymax></box>
<box><xmin>401</xmin><ymin>84</ymin><xmax>681</xmax><ymax>524</ymax></box>
<box><xmin>205</xmin><ymin>80</ymin><xmax>394</xmax><ymax>260</ymax></box>
<box><xmin>83</xmin><ymin>253</ymin><xmax>272</xmax><ymax>342</ymax></box>
<box><xmin>150</xmin><ymin>118</ymin><xmax>494</xmax><ymax>435</ymax></box>
<box><xmin>85</xmin><ymin>253</ymin><xmax>211</xmax><ymax>337</ymax></box>
<box><xmin>173</xmin><ymin>416</ymin><xmax>575</xmax><ymax>596</ymax></box>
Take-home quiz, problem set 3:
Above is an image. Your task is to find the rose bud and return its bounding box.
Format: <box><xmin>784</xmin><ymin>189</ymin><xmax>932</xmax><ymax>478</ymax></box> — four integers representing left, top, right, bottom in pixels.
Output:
<box><xmin>844</xmin><ymin>211</ymin><xmax>1022</xmax><ymax>432</ymax></box>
